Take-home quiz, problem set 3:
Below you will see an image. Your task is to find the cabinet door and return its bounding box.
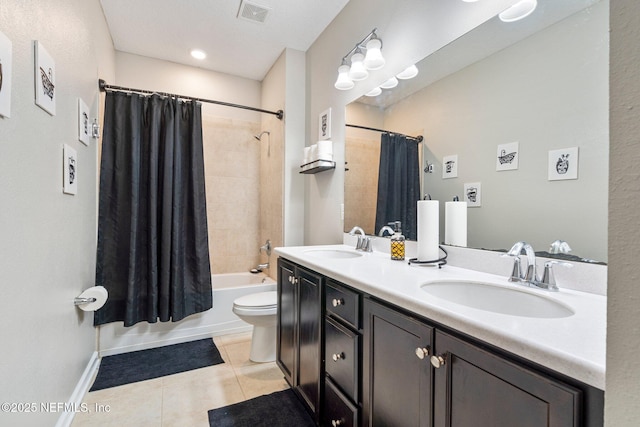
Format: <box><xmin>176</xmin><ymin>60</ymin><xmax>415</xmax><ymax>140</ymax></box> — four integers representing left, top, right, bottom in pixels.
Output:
<box><xmin>297</xmin><ymin>266</ymin><xmax>323</xmax><ymax>420</ymax></box>
<box><xmin>277</xmin><ymin>258</ymin><xmax>297</xmax><ymax>387</ymax></box>
<box><xmin>363</xmin><ymin>299</ymin><xmax>434</xmax><ymax>427</ymax></box>
<box><xmin>432</xmin><ymin>330</ymin><xmax>581</xmax><ymax>427</ymax></box>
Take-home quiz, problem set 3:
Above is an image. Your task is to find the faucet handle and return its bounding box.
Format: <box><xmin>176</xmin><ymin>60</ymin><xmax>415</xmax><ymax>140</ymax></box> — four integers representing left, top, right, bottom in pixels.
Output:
<box><xmin>539</xmin><ymin>261</ymin><xmax>573</xmax><ymax>291</ymax></box>
<box><xmin>501</xmin><ymin>253</ymin><xmax>522</xmax><ymax>282</ymax></box>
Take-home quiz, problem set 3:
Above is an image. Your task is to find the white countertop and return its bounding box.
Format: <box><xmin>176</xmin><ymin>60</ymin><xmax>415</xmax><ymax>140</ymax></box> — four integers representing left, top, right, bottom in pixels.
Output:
<box><xmin>275</xmin><ymin>244</ymin><xmax>606</xmax><ymax>390</ymax></box>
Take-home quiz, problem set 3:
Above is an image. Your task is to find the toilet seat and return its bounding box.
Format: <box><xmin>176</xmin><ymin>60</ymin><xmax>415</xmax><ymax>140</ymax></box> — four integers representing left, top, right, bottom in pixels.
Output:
<box><xmin>233</xmin><ymin>291</ymin><xmax>277</xmax><ymax>309</ymax></box>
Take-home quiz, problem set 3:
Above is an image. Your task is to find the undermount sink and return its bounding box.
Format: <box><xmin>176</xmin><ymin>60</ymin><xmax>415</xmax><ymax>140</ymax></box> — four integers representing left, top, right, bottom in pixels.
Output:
<box><xmin>304</xmin><ymin>249</ymin><xmax>363</xmax><ymax>259</ymax></box>
<box><xmin>420</xmin><ymin>281</ymin><xmax>574</xmax><ymax>319</ymax></box>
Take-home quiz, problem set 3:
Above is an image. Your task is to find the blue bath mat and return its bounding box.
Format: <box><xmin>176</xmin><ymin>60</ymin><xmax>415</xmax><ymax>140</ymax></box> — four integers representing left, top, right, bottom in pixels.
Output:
<box><xmin>208</xmin><ymin>389</ymin><xmax>315</xmax><ymax>427</ymax></box>
<box><xmin>90</xmin><ymin>338</ymin><xmax>224</xmax><ymax>391</ymax></box>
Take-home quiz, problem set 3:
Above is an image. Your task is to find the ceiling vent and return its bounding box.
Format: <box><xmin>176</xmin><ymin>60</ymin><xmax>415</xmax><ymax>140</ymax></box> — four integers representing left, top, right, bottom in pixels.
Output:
<box><xmin>238</xmin><ymin>1</ymin><xmax>271</xmax><ymax>24</ymax></box>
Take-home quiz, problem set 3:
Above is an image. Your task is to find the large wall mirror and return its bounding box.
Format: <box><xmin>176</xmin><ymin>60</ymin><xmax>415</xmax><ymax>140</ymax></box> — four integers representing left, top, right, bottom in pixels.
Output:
<box><xmin>345</xmin><ymin>0</ymin><xmax>608</xmax><ymax>263</ymax></box>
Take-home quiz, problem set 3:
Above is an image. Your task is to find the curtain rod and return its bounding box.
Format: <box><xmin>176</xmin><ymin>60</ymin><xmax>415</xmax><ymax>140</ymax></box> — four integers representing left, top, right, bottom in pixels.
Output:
<box><xmin>346</xmin><ymin>123</ymin><xmax>423</xmax><ymax>142</ymax></box>
<box><xmin>98</xmin><ymin>79</ymin><xmax>284</xmax><ymax>120</ymax></box>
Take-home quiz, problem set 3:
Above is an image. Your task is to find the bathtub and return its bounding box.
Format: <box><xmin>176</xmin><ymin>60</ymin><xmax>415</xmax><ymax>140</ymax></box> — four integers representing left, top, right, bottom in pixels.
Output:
<box><xmin>98</xmin><ymin>272</ymin><xmax>276</xmax><ymax>357</ymax></box>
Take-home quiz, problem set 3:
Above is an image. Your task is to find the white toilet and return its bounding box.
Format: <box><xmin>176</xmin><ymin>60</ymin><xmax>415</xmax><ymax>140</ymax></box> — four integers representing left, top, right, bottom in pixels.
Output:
<box><xmin>232</xmin><ymin>291</ymin><xmax>278</xmax><ymax>363</ymax></box>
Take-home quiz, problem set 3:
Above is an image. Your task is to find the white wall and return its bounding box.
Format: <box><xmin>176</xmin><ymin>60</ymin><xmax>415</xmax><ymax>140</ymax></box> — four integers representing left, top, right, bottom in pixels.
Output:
<box><xmin>606</xmin><ymin>0</ymin><xmax>640</xmax><ymax>424</ymax></box>
<box><xmin>0</xmin><ymin>1</ymin><xmax>115</xmax><ymax>426</ymax></box>
<box><xmin>304</xmin><ymin>0</ymin><xmax>516</xmax><ymax>245</ymax></box>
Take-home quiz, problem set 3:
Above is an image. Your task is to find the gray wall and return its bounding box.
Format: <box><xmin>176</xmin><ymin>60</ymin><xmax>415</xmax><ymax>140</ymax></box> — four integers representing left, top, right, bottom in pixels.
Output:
<box><xmin>606</xmin><ymin>0</ymin><xmax>640</xmax><ymax>424</ymax></box>
<box><xmin>385</xmin><ymin>3</ymin><xmax>608</xmax><ymax>261</ymax></box>
<box><xmin>0</xmin><ymin>1</ymin><xmax>114</xmax><ymax>426</ymax></box>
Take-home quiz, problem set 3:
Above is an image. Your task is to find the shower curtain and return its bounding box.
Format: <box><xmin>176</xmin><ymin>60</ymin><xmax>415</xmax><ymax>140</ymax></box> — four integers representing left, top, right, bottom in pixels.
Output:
<box><xmin>375</xmin><ymin>133</ymin><xmax>420</xmax><ymax>241</ymax></box>
<box><xmin>94</xmin><ymin>92</ymin><xmax>212</xmax><ymax>327</ymax></box>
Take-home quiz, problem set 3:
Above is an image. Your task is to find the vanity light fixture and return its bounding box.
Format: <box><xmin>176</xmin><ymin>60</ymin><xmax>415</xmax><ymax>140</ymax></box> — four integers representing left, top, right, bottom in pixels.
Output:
<box><xmin>396</xmin><ymin>64</ymin><xmax>419</xmax><ymax>80</ymax></box>
<box><xmin>499</xmin><ymin>0</ymin><xmax>537</xmax><ymax>22</ymax></box>
<box><xmin>190</xmin><ymin>49</ymin><xmax>207</xmax><ymax>60</ymax></box>
<box><xmin>334</xmin><ymin>28</ymin><xmax>385</xmax><ymax>90</ymax></box>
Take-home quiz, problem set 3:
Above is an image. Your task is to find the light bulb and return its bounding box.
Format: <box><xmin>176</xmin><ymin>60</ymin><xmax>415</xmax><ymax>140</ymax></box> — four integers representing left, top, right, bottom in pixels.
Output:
<box><xmin>190</xmin><ymin>49</ymin><xmax>206</xmax><ymax>60</ymax></box>
<box><xmin>380</xmin><ymin>77</ymin><xmax>398</xmax><ymax>89</ymax></box>
<box><xmin>364</xmin><ymin>38</ymin><xmax>385</xmax><ymax>70</ymax></box>
<box><xmin>349</xmin><ymin>51</ymin><xmax>369</xmax><ymax>81</ymax></box>
<box><xmin>365</xmin><ymin>87</ymin><xmax>382</xmax><ymax>97</ymax></box>
<box><xmin>396</xmin><ymin>64</ymin><xmax>419</xmax><ymax>80</ymax></box>
<box><xmin>334</xmin><ymin>64</ymin><xmax>354</xmax><ymax>90</ymax></box>
<box><xmin>499</xmin><ymin>0</ymin><xmax>537</xmax><ymax>22</ymax></box>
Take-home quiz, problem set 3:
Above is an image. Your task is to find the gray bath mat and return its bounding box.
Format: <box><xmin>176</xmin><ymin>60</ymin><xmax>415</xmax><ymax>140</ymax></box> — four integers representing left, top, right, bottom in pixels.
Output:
<box><xmin>90</xmin><ymin>338</ymin><xmax>224</xmax><ymax>391</ymax></box>
<box><xmin>208</xmin><ymin>389</ymin><xmax>315</xmax><ymax>427</ymax></box>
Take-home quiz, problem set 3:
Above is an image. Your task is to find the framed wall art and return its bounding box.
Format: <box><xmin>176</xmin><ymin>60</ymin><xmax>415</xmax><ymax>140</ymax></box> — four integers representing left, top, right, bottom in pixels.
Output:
<box><xmin>548</xmin><ymin>147</ymin><xmax>579</xmax><ymax>181</ymax></box>
<box><xmin>77</xmin><ymin>98</ymin><xmax>90</xmax><ymax>145</ymax></box>
<box><xmin>63</xmin><ymin>144</ymin><xmax>78</xmax><ymax>195</ymax></box>
<box><xmin>442</xmin><ymin>154</ymin><xmax>458</xmax><ymax>179</ymax></box>
<box><xmin>496</xmin><ymin>141</ymin><xmax>519</xmax><ymax>171</ymax></box>
<box><xmin>464</xmin><ymin>182</ymin><xmax>482</xmax><ymax>207</ymax></box>
<box><xmin>34</xmin><ymin>41</ymin><xmax>56</xmax><ymax>116</ymax></box>
<box><xmin>0</xmin><ymin>30</ymin><xmax>12</xmax><ymax>118</ymax></box>
<box><xmin>319</xmin><ymin>108</ymin><xmax>331</xmax><ymax>140</ymax></box>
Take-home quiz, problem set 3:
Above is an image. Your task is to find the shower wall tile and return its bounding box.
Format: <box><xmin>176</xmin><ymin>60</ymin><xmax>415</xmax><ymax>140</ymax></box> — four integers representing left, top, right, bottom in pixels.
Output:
<box><xmin>345</xmin><ymin>136</ymin><xmax>380</xmax><ymax>235</ymax></box>
<box><xmin>202</xmin><ymin>116</ymin><xmax>262</xmax><ymax>273</ymax></box>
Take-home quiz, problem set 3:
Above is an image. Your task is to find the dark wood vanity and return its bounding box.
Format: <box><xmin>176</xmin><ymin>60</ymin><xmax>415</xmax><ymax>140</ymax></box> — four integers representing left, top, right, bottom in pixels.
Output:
<box><xmin>276</xmin><ymin>257</ymin><xmax>604</xmax><ymax>427</ymax></box>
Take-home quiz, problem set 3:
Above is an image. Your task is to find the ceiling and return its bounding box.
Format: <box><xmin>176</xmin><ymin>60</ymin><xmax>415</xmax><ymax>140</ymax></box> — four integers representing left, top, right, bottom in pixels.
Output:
<box><xmin>99</xmin><ymin>0</ymin><xmax>350</xmax><ymax>81</ymax></box>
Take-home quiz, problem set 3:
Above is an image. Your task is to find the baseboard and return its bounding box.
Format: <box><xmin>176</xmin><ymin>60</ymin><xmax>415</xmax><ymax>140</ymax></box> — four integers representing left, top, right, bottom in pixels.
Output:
<box><xmin>55</xmin><ymin>351</ymin><xmax>101</xmax><ymax>427</ymax></box>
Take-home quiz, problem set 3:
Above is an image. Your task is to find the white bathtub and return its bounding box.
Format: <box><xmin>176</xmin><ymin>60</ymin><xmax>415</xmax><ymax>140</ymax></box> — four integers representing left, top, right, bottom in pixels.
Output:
<box><xmin>98</xmin><ymin>272</ymin><xmax>276</xmax><ymax>357</ymax></box>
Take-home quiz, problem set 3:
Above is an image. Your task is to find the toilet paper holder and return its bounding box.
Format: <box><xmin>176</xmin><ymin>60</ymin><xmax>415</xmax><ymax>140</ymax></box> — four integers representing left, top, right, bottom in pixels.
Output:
<box><xmin>74</xmin><ymin>297</ymin><xmax>97</xmax><ymax>306</ymax></box>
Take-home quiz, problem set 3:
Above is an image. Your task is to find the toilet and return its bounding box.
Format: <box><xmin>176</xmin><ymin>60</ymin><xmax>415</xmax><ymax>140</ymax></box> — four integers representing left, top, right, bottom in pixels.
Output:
<box><xmin>232</xmin><ymin>291</ymin><xmax>278</xmax><ymax>362</ymax></box>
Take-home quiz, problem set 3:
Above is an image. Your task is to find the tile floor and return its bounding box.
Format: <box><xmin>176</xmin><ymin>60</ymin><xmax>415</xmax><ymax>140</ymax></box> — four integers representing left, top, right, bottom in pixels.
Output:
<box><xmin>71</xmin><ymin>332</ymin><xmax>289</xmax><ymax>427</ymax></box>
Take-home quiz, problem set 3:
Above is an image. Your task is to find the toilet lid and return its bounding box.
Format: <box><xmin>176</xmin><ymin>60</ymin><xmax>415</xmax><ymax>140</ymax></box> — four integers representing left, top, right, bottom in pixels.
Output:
<box><xmin>233</xmin><ymin>291</ymin><xmax>277</xmax><ymax>309</ymax></box>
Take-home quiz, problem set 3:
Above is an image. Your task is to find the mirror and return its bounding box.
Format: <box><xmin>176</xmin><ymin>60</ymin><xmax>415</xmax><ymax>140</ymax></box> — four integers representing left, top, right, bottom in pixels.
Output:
<box><xmin>345</xmin><ymin>0</ymin><xmax>608</xmax><ymax>263</ymax></box>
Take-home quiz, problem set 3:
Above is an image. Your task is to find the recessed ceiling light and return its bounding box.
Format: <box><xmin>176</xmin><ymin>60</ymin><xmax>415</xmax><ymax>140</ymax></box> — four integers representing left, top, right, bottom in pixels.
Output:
<box><xmin>190</xmin><ymin>49</ymin><xmax>207</xmax><ymax>60</ymax></box>
<box><xmin>365</xmin><ymin>87</ymin><xmax>382</xmax><ymax>97</ymax></box>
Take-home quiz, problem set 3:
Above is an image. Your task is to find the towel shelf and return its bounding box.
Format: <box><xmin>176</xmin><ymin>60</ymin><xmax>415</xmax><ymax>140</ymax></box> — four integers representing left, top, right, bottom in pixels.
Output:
<box><xmin>300</xmin><ymin>159</ymin><xmax>336</xmax><ymax>174</ymax></box>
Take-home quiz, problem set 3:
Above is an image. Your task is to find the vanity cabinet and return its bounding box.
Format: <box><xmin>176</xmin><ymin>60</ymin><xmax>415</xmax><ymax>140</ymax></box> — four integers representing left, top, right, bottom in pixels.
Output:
<box><xmin>323</xmin><ymin>279</ymin><xmax>362</xmax><ymax>427</ymax></box>
<box><xmin>276</xmin><ymin>258</ymin><xmax>323</xmax><ymax>423</ymax></box>
<box><xmin>432</xmin><ymin>330</ymin><xmax>581</xmax><ymax>427</ymax></box>
<box><xmin>362</xmin><ymin>298</ymin><xmax>433</xmax><ymax>427</ymax></box>
<box><xmin>276</xmin><ymin>257</ymin><xmax>603</xmax><ymax>427</ymax></box>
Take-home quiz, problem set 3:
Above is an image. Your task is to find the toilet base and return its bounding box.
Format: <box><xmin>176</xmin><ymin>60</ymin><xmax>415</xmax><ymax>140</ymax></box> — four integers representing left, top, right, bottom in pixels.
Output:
<box><xmin>249</xmin><ymin>324</ymin><xmax>276</xmax><ymax>363</ymax></box>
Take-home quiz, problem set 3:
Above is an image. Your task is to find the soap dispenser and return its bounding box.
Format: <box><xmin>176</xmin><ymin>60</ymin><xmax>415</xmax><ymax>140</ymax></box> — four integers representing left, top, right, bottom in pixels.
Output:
<box><xmin>389</xmin><ymin>221</ymin><xmax>405</xmax><ymax>261</ymax></box>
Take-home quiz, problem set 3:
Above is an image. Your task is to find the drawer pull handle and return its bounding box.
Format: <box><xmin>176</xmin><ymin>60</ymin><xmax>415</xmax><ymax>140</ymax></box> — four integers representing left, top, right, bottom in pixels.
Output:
<box><xmin>430</xmin><ymin>354</ymin><xmax>447</xmax><ymax>369</ymax></box>
<box><xmin>332</xmin><ymin>298</ymin><xmax>345</xmax><ymax>307</ymax></box>
<box><xmin>415</xmin><ymin>347</ymin><xmax>430</xmax><ymax>360</ymax></box>
<box><xmin>332</xmin><ymin>352</ymin><xmax>345</xmax><ymax>362</ymax></box>
<box><xmin>331</xmin><ymin>419</ymin><xmax>344</xmax><ymax>427</ymax></box>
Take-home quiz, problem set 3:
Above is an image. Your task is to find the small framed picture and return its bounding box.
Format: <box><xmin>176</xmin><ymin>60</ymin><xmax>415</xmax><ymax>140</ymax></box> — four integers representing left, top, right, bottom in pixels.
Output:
<box><xmin>77</xmin><ymin>98</ymin><xmax>90</xmax><ymax>145</ymax></box>
<box><xmin>548</xmin><ymin>147</ymin><xmax>579</xmax><ymax>181</ymax></box>
<box><xmin>34</xmin><ymin>41</ymin><xmax>56</xmax><ymax>116</ymax></box>
<box><xmin>464</xmin><ymin>182</ymin><xmax>482</xmax><ymax>207</ymax></box>
<box><xmin>319</xmin><ymin>108</ymin><xmax>331</xmax><ymax>140</ymax></box>
<box><xmin>442</xmin><ymin>154</ymin><xmax>458</xmax><ymax>179</ymax></box>
<box><xmin>496</xmin><ymin>141</ymin><xmax>519</xmax><ymax>171</ymax></box>
<box><xmin>0</xmin><ymin>30</ymin><xmax>13</xmax><ymax>118</ymax></box>
<box><xmin>63</xmin><ymin>144</ymin><xmax>78</xmax><ymax>195</ymax></box>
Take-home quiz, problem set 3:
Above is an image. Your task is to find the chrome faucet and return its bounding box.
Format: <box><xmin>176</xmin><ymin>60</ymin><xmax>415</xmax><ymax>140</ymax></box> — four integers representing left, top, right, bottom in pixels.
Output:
<box><xmin>503</xmin><ymin>241</ymin><xmax>571</xmax><ymax>291</ymax></box>
<box><xmin>349</xmin><ymin>226</ymin><xmax>372</xmax><ymax>252</ymax></box>
<box><xmin>378</xmin><ymin>225</ymin><xmax>395</xmax><ymax>237</ymax></box>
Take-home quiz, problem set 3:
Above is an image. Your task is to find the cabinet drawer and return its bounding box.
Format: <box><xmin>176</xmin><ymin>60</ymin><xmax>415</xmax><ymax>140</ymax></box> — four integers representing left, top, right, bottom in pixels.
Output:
<box><xmin>325</xmin><ymin>316</ymin><xmax>360</xmax><ymax>402</ymax></box>
<box><xmin>326</xmin><ymin>280</ymin><xmax>360</xmax><ymax>329</ymax></box>
<box><xmin>324</xmin><ymin>377</ymin><xmax>359</xmax><ymax>427</ymax></box>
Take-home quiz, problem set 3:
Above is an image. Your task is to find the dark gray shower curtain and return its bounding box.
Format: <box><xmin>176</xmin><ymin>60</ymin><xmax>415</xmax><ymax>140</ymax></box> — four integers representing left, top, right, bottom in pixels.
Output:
<box><xmin>375</xmin><ymin>133</ymin><xmax>420</xmax><ymax>241</ymax></box>
<box><xmin>94</xmin><ymin>92</ymin><xmax>212</xmax><ymax>327</ymax></box>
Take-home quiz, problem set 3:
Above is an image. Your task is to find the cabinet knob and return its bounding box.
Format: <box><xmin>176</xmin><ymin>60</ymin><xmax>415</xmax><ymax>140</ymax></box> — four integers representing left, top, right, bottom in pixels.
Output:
<box><xmin>415</xmin><ymin>347</ymin><xmax>430</xmax><ymax>360</ymax></box>
<box><xmin>430</xmin><ymin>354</ymin><xmax>447</xmax><ymax>369</ymax></box>
<box><xmin>331</xmin><ymin>419</ymin><xmax>344</xmax><ymax>427</ymax></box>
<box><xmin>332</xmin><ymin>298</ymin><xmax>345</xmax><ymax>307</ymax></box>
<box><xmin>288</xmin><ymin>276</ymin><xmax>298</xmax><ymax>284</ymax></box>
<box><xmin>332</xmin><ymin>352</ymin><xmax>345</xmax><ymax>362</ymax></box>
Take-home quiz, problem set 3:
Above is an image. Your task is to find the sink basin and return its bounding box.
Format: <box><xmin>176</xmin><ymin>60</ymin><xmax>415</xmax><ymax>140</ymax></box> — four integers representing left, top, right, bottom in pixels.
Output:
<box><xmin>420</xmin><ymin>281</ymin><xmax>574</xmax><ymax>318</ymax></box>
<box><xmin>304</xmin><ymin>249</ymin><xmax>363</xmax><ymax>259</ymax></box>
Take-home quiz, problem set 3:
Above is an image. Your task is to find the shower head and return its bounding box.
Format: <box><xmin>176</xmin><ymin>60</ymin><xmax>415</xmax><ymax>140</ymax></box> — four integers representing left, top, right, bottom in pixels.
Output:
<box><xmin>254</xmin><ymin>131</ymin><xmax>270</xmax><ymax>141</ymax></box>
